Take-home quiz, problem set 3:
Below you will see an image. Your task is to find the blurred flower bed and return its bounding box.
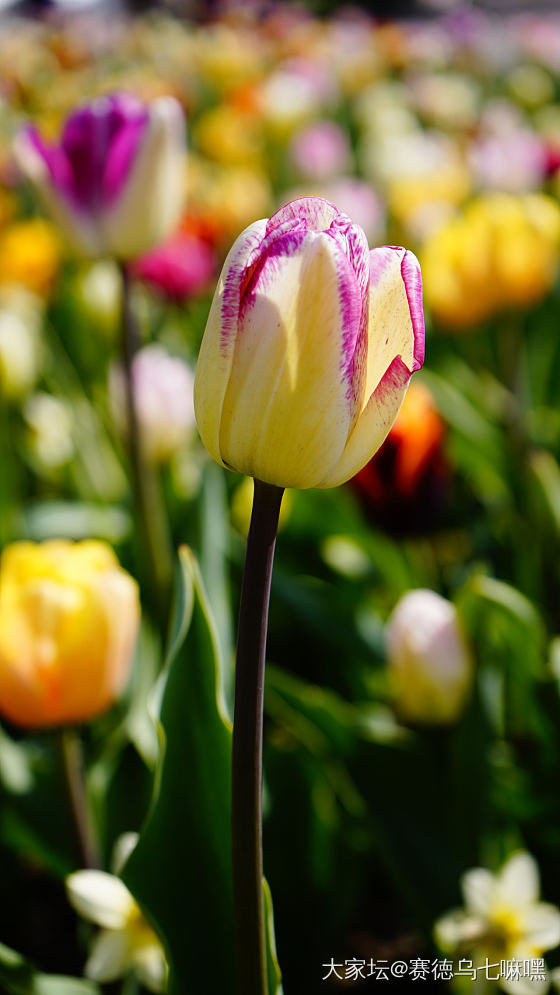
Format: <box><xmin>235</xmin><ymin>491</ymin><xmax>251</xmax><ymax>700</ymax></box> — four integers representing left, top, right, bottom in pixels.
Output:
<box><xmin>1</xmin><ymin>3</ymin><xmax>560</xmax><ymax>994</ymax></box>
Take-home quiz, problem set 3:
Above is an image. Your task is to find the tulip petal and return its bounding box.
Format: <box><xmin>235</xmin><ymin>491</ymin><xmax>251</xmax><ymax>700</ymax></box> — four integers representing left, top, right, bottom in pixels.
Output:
<box><xmin>218</xmin><ymin>229</ymin><xmax>363</xmax><ymax>488</ymax></box>
<box><xmin>266</xmin><ymin>196</ymin><xmax>340</xmax><ymax>235</ymax></box>
<box><xmin>194</xmin><ymin>218</ymin><xmax>268</xmax><ymax>467</ymax></box>
<box><xmin>66</xmin><ymin>871</ymin><xmax>136</xmax><ymax>929</ymax></box>
<box><xmin>15</xmin><ymin>129</ymin><xmax>104</xmax><ymax>257</ymax></box>
<box><xmin>317</xmin><ymin>246</ymin><xmax>424</xmax><ymax>488</ymax></box>
<box><xmin>101</xmin><ymin>97</ymin><xmax>186</xmax><ymax>259</ymax></box>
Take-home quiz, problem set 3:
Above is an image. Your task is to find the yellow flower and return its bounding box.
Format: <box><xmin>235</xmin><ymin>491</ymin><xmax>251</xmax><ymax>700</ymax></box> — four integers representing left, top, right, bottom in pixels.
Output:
<box><xmin>0</xmin><ymin>219</ymin><xmax>60</xmax><ymax>297</ymax></box>
<box><xmin>421</xmin><ymin>194</ymin><xmax>560</xmax><ymax>329</ymax></box>
<box><xmin>0</xmin><ymin>540</ymin><xmax>140</xmax><ymax>728</ymax></box>
<box><xmin>187</xmin><ymin>154</ymin><xmax>273</xmax><ymax>247</ymax></box>
<box><xmin>436</xmin><ymin>852</ymin><xmax>560</xmax><ymax>994</ymax></box>
<box><xmin>193</xmin><ymin>105</ymin><xmax>263</xmax><ymax>168</ymax></box>
<box><xmin>194</xmin><ymin>197</ymin><xmax>424</xmax><ymax>490</ymax></box>
<box><xmin>67</xmin><ymin>868</ymin><xmax>166</xmax><ymax>993</ymax></box>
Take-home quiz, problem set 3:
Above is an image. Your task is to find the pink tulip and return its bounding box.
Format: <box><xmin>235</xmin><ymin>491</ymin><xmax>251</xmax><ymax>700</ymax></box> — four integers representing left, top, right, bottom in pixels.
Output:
<box><xmin>132</xmin><ymin>231</ymin><xmax>216</xmax><ymax>301</ymax></box>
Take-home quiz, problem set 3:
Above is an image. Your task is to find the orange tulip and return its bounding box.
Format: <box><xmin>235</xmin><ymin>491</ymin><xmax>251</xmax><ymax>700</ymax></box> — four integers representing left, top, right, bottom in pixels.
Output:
<box><xmin>0</xmin><ymin>540</ymin><xmax>140</xmax><ymax>728</ymax></box>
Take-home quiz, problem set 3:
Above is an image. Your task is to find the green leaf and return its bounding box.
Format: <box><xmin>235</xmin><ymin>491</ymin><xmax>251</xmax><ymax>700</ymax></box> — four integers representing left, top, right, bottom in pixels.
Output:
<box><xmin>123</xmin><ymin>547</ymin><xmax>282</xmax><ymax>995</ymax></box>
<box><xmin>17</xmin><ymin>502</ymin><xmax>131</xmax><ymax>544</ymax></box>
<box><xmin>0</xmin><ymin>942</ymin><xmax>99</xmax><ymax>995</ymax></box>
<box><xmin>528</xmin><ymin>449</ymin><xmax>560</xmax><ymax>535</ymax></box>
<box><xmin>264</xmin><ymin>880</ymin><xmax>283</xmax><ymax>995</ymax></box>
<box><xmin>198</xmin><ymin>461</ymin><xmax>234</xmax><ymax>716</ymax></box>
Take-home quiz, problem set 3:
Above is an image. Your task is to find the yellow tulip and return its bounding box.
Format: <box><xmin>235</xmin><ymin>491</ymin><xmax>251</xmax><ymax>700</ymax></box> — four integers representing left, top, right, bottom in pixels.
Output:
<box><xmin>0</xmin><ymin>219</ymin><xmax>60</xmax><ymax>297</ymax></box>
<box><xmin>421</xmin><ymin>193</ymin><xmax>560</xmax><ymax>328</ymax></box>
<box><xmin>0</xmin><ymin>540</ymin><xmax>140</xmax><ymax>728</ymax></box>
<box><xmin>194</xmin><ymin>196</ymin><xmax>424</xmax><ymax>490</ymax></box>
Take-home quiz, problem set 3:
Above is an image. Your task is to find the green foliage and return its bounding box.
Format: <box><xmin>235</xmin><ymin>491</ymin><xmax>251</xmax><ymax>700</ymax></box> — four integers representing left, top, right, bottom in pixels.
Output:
<box><xmin>0</xmin><ymin>942</ymin><xmax>99</xmax><ymax>995</ymax></box>
<box><xmin>123</xmin><ymin>547</ymin><xmax>282</xmax><ymax>995</ymax></box>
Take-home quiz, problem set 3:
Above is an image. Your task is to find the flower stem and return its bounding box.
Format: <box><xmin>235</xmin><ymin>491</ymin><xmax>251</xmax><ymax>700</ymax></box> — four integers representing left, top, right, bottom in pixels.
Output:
<box><xmin>59</xmin><ymin>728</ymin><xmax>101</xmax><ymax>870</ymax></box>
<box><xmin>119</xmin><ymin>263</ymin><xmax>173</xmax><ymax>636</ymax></box>
<box><xmin>232</xmin><ymin>479</ymin><xmax>284</xmax><ymax>995</ymax></box>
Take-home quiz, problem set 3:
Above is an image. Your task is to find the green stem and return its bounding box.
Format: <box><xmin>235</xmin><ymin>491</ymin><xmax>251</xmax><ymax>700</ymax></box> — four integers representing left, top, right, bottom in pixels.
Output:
<box><xmin>59</xmin><ymin>728</ymin><xmax>101</xmax><ymax>870</ymax></box>
<box><xmin>232</xmin><ymin>479</ymin><xmax>284</xmax><ymax>995</ymax></box>
<box><xmin>119</xmin><ymin>264</ymin><xmax>173</xmax><ymax>636</ymax></box>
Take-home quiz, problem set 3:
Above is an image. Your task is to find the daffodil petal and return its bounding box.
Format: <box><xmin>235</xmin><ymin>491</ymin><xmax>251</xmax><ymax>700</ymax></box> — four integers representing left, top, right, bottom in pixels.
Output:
<box><xmin>66</xmin><ymin>871</ymin><xmax>136</xmax><ymax>929</ymax></box>
<box><xmin>84</xmin><ymin>929</ymin><xmax>131</xmax><ymax>983</ymax></box>
<box><xmin>497</xmin><ymin>853</ymin><xmax>540</xmax><ymax>911</ymax></box>
<box><xmin>434</xmin><ymin>910</ymin><xmax>484</xmax><ymax>951</ymax></box>
<box><xmin>194</xmin><ymin>218</ymin><xmax>268</xmax><ymax>467</ymax></box>
<box><xmin>501</xmin><ymin>972</ymin><xmax>549</xmax><ymax>995</ymax></box>
<box><xmin>461</xmin><ymin>867</ymin><xmax>495</xmax><ymax>916</ymax></box>
<box><xmin>133</xmin><ymin>940</ymin><xmax>168</xmax><ymax>994</ymax></box>
<box><xmin>520</xmin><ymin>903</ymin><xmax>560</xmax><ymax>951</ymax></box>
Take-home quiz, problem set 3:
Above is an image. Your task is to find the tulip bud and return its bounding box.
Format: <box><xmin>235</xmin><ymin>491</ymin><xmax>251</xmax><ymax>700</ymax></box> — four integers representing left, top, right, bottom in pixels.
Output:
<box><xmin>385</xmin><ymin>589</ymin><xmax>472</xmax><ymax>724</ymax></box>
<box><xmin>0</xmin><ymin>540</ymin><xmax>140</xmax><ymax>728</ymax></box>
<box><xmin>16</xmin><ymin>93</ymin><xmax>186</xmax><ymax>261</ymax></box>
<box><xmin>110</xmin><ymin>344</ymin><xmax>195</xmax><ymax>464</ymax></box>
<box><xmin>0</xmin><ymin>290</ymin><xmax>43</xmax><ymax>400</ymax></box>
<box><xmin>194</xmin><ymin>196</ymin><xmax>424</xmax><ymax>490</ymax></box>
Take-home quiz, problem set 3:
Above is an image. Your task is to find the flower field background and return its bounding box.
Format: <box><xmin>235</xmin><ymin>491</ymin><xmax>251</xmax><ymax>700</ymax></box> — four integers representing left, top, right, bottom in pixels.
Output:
<box><xmin>1</xmin><ymin>2</ymin><xmax>560</xmax><ymax>994</ymax></box>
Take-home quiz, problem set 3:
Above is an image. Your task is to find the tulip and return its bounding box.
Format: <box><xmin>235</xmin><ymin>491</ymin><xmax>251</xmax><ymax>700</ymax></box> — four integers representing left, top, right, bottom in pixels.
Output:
<box><xmin>132</xmin><ymin>230</ymin><xmax>216</xmax><ymax>301</ymax></box>
<box><xmin>350</xmin><ymin>381</ymin><xmax>448</xmax><ymax>535</ymax></box>
<box><xmin>0</xmin><ymin>540</ymin><xmax>140</xmax><ymax>728</ymax></box>
<box><xmin>290</xmin><ymin>121</ymin><xmax>351</xmax><ymax>181</ymax></box>
<box><xmin>194</xmin><ymin>196</ymin><xmax>424</xmax><ymax>491</ymax></box>
<box><xmin>386</xmin><ymin>589</ymin><xmax>472</xmax><ymax>724</ymax></box>
<box><xmin>110</xmin><ymin>344</ymin><xmax>195</xmax><ymax>464</ymax></box>
<box><xmin>16</xmin><ymin>92</ymin><xmax>186</xmax><ymax>260</ymax></box>
<box><xmin>0</xmin><ymin>289</ymin><xmax>43</xmax><ymax>401</ymax></box>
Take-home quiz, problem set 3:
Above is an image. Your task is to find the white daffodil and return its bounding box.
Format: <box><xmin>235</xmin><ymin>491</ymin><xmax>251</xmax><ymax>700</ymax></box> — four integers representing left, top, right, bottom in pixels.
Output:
<box><xmin>66</xmin><ymin>869</ymin><xmax>167</xmax><ymax>993</ymax></box>
<box><xmin>435</xmin><ymin>852</ymin><xmax>560</xmax><ymax>995</ymax></box>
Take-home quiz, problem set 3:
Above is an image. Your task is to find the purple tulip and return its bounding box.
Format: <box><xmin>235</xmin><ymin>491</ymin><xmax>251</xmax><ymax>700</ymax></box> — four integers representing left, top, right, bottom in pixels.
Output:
<box><xmin>16</xmin><ymin>93</ymin><xmax>186</xmax><ymax>260</ymax></box>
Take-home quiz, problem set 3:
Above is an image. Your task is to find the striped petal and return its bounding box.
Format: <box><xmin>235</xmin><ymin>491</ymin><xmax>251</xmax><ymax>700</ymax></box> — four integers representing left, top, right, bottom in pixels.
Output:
<box><xmin>317</xmin><ymin>247</ymin><xmax>424</xmax><ymax>488</ymax></box>
<box><xmin>194</xmin><ymin>218</ymin><xmax>268</xmax><ymax>467</ymax></box>
<box><xmin>218</xmin><ymin>229</ymin><xmax>363</xmax><ymax>488</ymax></box>
<box><xmin>266</xmin><ymin>196</ymin><xmax>340</xmax><ymax>234</ymax></box>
